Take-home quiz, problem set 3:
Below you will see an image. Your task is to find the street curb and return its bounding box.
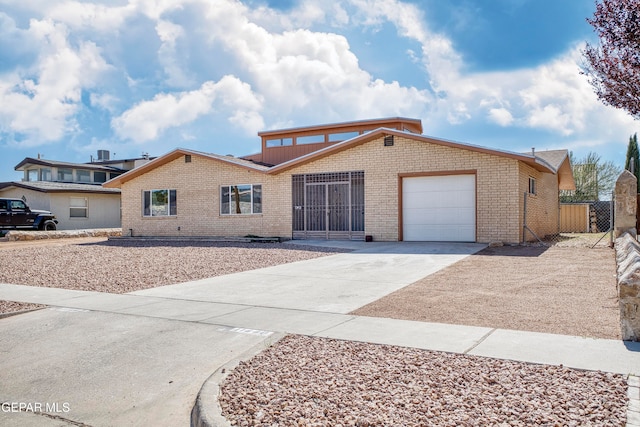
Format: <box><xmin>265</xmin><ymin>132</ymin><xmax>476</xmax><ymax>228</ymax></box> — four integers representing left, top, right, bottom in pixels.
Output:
<box><xmin>191</xmin><ymin>332</ymin><xmax>286</xmax><ymax>427</ymax></box>
<box><xmin>0</xmin><ymin>306</ymin><xmax>46</xmax><ymax>319</ymax></box>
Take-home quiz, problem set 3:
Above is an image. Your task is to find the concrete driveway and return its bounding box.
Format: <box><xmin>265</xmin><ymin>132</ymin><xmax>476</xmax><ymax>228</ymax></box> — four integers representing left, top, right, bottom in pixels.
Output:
<box><xmin>0</xmin><ymin>241</ymin><xmax>484</xmax><ymax>426</ymax></box>
<box><xmin>132</xmin><ymin>241</ymin><xmax>484</xmax><ymax>313</ymax></box>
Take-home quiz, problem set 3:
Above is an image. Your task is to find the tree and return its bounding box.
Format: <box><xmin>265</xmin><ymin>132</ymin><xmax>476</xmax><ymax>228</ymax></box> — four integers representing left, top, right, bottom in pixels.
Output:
<box><xmin>625</xmin><ymin>133</ymin><xmax>640</xmax><ymax>186</ymax></box>
<box><xmin>583</xmin><ymin>0</ymin><xmax>640</xmax><ymax>118</ymax></box>
<box><xmin>560</xmin><ymin>151</ymin><xmax>622</xmax><ymax>202</ymax></box>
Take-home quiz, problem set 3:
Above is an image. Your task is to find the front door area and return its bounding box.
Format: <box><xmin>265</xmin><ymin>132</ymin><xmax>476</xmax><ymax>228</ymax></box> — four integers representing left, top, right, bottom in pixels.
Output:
<box><xmin>292</xmin><ymin>171</ymin><xmax>364</xmax><ymax>240</ymax></box>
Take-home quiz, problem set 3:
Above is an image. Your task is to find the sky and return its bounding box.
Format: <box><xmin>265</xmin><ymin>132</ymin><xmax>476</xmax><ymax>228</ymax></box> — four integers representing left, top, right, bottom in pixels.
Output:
<box><xmin>0</xmin><ymin>0</ymin><xmax>637</xmax><ymax>182</ymax></box>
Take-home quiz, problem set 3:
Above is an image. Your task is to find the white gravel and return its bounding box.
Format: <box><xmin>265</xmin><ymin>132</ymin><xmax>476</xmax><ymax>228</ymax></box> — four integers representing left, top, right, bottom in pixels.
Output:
<box><xmin>220</xmin><ymin>335</ymin><xmax>628</xmax><ymax>426</ymax></box>
<box><xmin>0</xmin><ymin>240</ymin><xmax>343</xmax><ymax>313</ymax></box>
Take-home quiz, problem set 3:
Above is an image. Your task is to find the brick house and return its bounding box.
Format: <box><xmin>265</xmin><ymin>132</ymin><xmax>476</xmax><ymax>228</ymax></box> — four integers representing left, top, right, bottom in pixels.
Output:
<box><xmin>103</xmin><ymin>118</ymin><xmax>575</xmax><ymax>243</ymax></box>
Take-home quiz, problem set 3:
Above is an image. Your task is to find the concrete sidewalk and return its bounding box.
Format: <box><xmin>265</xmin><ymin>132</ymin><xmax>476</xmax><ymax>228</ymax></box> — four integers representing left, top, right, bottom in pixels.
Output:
<box><xmin>2</xmin><ymin>282</ymin><xmax>639</xmax><ymax>375</ymax></box>
<box><xmin>1</xmin><ymin>240</ymin><xmax>639</xmax><ymax>426</ymax></box>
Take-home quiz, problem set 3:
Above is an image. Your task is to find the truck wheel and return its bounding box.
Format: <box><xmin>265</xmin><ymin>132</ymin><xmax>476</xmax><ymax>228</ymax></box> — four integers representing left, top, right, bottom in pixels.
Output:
<box><xmin>43</xmin><ymin>220</ymin><xmax>57</xmax><ymax>231</ymax></box>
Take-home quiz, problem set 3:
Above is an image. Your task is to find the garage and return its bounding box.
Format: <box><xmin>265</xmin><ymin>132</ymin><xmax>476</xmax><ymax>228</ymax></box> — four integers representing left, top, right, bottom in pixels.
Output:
<box><xmin>402</xmin><ymin>174</ymin><xmax>476</xmax><ymax>242</ymax></box>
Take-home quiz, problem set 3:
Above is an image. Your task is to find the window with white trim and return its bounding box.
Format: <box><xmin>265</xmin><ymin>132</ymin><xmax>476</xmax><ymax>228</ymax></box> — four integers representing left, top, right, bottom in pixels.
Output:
<box><xmin>143</xmin><ymin>189</ymin><xmax>177</xmax><ymax>217</ymax></box>
<box><xmin>528</xmin><ymin>177</ymin><xmax>537</xmax><ymax>195</ymax></box>
<box><xmin>220</xmin><ymin>184</ymin><xmax>262</xmax><ymax>215</ymax></box>
<box><xmin>70</xmin><ymin>197</ymin><xmax>88</xmax><ymax>218</ymax></box>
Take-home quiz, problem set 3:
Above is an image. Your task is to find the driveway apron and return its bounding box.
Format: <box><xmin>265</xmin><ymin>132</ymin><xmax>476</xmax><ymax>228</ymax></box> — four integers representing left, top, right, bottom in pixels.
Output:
<box><xmin>131</xmin><ymin>241</ymin><xmax>485</xmax><ymax>313</ymax></box>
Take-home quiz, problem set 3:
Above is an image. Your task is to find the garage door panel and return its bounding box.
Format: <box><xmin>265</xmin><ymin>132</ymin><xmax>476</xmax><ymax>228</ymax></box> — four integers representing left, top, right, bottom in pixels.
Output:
<box><xmin>404</xmin><ymin>225</ymin><xmax>475</xmax><ymax>241</ymax></box>
<box><xmin>402</xmin><ymin>175</ymin><xmax>476</xmax><ymax>242</ymax></box>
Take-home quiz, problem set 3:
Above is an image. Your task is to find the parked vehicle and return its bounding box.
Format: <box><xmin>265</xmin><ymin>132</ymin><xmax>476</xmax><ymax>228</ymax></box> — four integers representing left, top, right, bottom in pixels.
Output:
<box><xmin>0</xmin><ymin>198</ymin><xmax>58</xmax><ymax>230</ymax></box>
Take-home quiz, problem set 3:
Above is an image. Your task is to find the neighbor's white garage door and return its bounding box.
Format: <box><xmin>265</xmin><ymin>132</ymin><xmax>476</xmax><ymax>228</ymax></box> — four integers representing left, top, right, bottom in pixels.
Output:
<box><xmin>402</xmin><ymin>174</ymin><xmax>476</xmax><ymax>242</ymax></box>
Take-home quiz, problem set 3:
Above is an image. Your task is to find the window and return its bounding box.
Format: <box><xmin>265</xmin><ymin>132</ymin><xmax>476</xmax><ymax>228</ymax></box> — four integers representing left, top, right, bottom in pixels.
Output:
<box><xmin>57</xmin><ymin>168</ymin><xmax>73</xmax><ymax>181</ymax></box>
<box><xmin>143</xmin><ymin>189</ymin><xmax>177</xmax><ymax>217</ymax></box>
<box><xmin>220</xmin><ymin>184</ymin><xmax>262</xmax><ymax>215</ymax></box>
<box><xmin>296</xmin><ymin>134</ymin><xmax>325</xmax><ymax>145</ymax></box>
<box><xmin>328</xmin><ymin>131</ymin><xmax>359</xmax><ymax>142</ymax></box>
<box><xmin>10</xmin><ymin>200</ymin><xmax>27</xmax><ymax>210</ymax></box>
<box><xmin>109</xmin><ymin>172</ymin><xmax>122</xmax><ymax>179</ymax></box>
<box><xmin>76</xmin><ymin>170</ymin><xmax>91</xmax><ymax>182</ymax></box>
<box><xmin>41</xmin><ymin>168</ymin><xmax>51</xmax><ymax>181</ymax></box>
<box><xmin>94</xmin><ymin>172</ymin><xmax>107</xmax><ymax>183</ymax></box>
<box><xmin>70</xmin><ymin>197</ymin><xmax>88</xmax><ymax>218</ymax></box>
<box><xmin>27</xmin><ymin>169</ymin><xmax>38</xmax><ymax>181</ymax></box>
<box><xmin>529</xmin><ymin>177</ymin><xmax>537</xmax><ymax>195</ymax></box>
<box><xmin>266</xmin><ymin>137</ymin><xmax>293</xmax><ymax>147</ymax></box>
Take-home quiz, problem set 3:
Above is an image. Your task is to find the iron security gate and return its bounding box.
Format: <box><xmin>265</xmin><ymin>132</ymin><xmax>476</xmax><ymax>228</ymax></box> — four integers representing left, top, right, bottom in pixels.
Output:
<box><xmin>292</xmin><ymin>171</ymin><xmax>364</xmax><ymax>240</ymax></box>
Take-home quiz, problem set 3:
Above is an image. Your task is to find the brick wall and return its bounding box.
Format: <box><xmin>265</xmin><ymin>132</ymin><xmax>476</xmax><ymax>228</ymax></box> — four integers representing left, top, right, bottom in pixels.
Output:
<box><xmin>119</xmin><ymin>136</ymin><xmax>560</xmax><ymax>243</ymax></box>
<box><xmin>120</xmin><ymin>155</ymin><xmax>289</xmax><ymax>238</ymax></box>
<box><xmin>283</xmin><ymin>136</ymin><xmax>523</xmax><ymax>243</ymax></box>
<box><xmin>518</xmin><ymin>163</ymin><xmax>560</xmax><ymax>241</ymax></box>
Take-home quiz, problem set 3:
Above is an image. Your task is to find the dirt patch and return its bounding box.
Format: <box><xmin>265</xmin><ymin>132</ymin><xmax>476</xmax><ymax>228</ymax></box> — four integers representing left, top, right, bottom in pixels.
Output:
<box><xmin>352</xmin><ymin>245</ymin><xmax>620</xmax><ymax>339</ymax></box>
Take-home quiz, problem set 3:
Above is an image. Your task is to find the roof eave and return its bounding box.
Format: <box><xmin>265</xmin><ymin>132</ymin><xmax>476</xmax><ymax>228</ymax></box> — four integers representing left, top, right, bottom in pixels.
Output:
<box><xmin>268</xmin><ymin>128</ymin><xmax>558</xmax><ymax>175</ymax></box>
<box><xmin>103</xmin><ymin>148</ymin><xmax>269</xmax><ymax>188</ymax></box>
<box><xmin>258</xmin><ymin>117</ymin><xmax>423</xmax><ymax>137</ymax></box>
<box><xmin>0</xmin><ymin>181</ymin><xmax>121</xmax><ymax>194</ymax></box>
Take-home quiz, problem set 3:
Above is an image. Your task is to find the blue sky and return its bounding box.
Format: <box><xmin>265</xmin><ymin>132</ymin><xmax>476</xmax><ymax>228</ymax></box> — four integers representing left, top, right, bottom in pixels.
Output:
<box><xmin>0</xmin><ymin>0</ymin><xmax>636</xmax><ymax>182</ymax></box>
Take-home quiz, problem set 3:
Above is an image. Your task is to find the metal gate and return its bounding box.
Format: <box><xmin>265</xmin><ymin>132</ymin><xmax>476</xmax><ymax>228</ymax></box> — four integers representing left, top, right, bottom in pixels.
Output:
<box><xmin>292</xmin><ymin>171</ymin><xmax>364</xmax><ymax>240</ymax></box>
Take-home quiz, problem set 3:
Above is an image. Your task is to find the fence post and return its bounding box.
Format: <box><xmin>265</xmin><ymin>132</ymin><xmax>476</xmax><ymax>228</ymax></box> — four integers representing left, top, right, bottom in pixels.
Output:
<box><xmin>614</xmin><ymin>170</ymin><xmax>637</xmax><ymax>239</ymax></box>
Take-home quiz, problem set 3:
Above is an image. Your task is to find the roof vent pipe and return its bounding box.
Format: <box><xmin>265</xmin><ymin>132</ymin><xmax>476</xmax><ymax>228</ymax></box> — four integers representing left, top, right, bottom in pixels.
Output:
<box><xmin>531</xmin><ymin>147</ymin><xmax>535</xmax><ymax>156</ymax></box>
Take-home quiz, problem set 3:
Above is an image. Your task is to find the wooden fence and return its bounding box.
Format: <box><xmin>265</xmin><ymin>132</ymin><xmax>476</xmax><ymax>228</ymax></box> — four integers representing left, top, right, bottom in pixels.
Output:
<box><xmin>559</xmin><ymin>203</ymin><xmax>590</xmax><ymax>233</ymax></box>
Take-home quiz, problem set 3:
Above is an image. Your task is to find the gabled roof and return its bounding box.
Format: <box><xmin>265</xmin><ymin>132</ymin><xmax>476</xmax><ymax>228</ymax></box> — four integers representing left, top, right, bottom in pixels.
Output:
<box><xmin>533</xmin><ymin>150</ymin><xmax>575</xmax><ymax>191</ymax></box>
<box><xmin>103</xmin><ymin>148</ymin><xmax>270</xmax><ymax>188</ymax></box>
<box><xmin>103</xmin><ymin>127</ymin><xmax>575</xmax><ymax>189</ymax></box>
<box><xmin>0</xmin><ymin>181</ymin><xmax>121</xmax><ymax>194</ymax></box>
<box><xmin>267</xmin><ymin>128</ymin><xmax>561</xmax><ymax>174</ymax></box>
<box><xmin>15</xmin><ymin>157</ymin><xmax>125</xmax><ymax>172</ymax></box>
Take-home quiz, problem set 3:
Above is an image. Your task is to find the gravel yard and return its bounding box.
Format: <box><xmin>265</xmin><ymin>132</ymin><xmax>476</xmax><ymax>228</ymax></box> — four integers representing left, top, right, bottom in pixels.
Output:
<box><xmin>1</xmin><ymin>237</ymin><xmax>630</xmax><ymax>425</ymax></box>
<box><xmin>0</xmin><ymin>238</ymin><xmax>343</xmax><ymax>314</ymax></box>
<box><xmin>353</xmin><ymin>245</ymin><xmax>621</xmax><ymax>340</ymax></box>
<box><xmin>220</xmin><ymin>335</ymin><xmax>628</xmax><ymax>426</ymax></box>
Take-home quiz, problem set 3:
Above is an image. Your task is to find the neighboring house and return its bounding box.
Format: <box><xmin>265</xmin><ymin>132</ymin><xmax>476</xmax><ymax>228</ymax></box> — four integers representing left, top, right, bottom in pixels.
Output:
<box><xmin>0</xmin><ymin>151</ymin><xmax>152</xmax><ymax>230</ymax></box>
<box><xmin>103</xmin><ymin>117</ymin><xmax>576</xmax><ymax>243</ymax></box>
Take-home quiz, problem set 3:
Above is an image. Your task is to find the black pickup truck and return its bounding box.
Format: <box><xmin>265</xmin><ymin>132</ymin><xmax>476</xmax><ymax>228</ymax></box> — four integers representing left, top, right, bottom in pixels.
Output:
<box><xmin>0</xmin><ymin>198</ymin><xmax>58</xmax><ymax>230</ymax></box>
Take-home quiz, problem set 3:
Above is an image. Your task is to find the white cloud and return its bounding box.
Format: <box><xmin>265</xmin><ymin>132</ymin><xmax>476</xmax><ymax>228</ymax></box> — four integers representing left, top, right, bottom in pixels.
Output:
<box><xmin>488</xmin><ymin>108</ymin><xmax>513</xmax><ymax>127</ymax></box>
<box><xmin>0</xmin><ymin>18</ymin><xmax>110</xmax><ymax>145</ymax></box>
<box><xmin>348</xmin><ymin>0</ymin><xmax>637</xmax><ymax>148</ymax></box>
<box><xmin>155</xmin><ymin>19</ymin><xmax>193</xmax><ymax>87</ymax></box>
<box><xmin>90</xmin><ymin>92</ymin><xmax>118</xmax><ymax>112</ymax></box>
<box><xmin>112</xmin><ymin>75</ymin><xmax>264</xmax><ymax>142</ymax></box>
<box><xmin>198</xmin><ymin>1</ymin><xmax>433</xmax><ymax>120</ymax></box>
<box><xmin>1</xmin><ymin>0</ymin><xmax>636</xmax><ymax>161</ymax></box>
<box><xmin>47</xmin><ymin>1</ymin><xmax>135</xmax><ymax>31</ymax></box>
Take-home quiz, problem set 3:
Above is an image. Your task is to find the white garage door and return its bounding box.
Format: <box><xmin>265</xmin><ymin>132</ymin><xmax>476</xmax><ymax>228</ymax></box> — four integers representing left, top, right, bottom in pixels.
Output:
<box><xmin>402</xmin><ymin>174</ymin><xmax>476</xmax><ymax>242</ymax></box>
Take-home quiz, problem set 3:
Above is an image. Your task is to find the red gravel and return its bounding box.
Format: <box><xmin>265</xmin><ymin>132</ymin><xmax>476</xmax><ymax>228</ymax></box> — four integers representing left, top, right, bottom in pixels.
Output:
<box><xmin>220</xmin><ymin>335</ymin><xmax>628</xmax><ymax>426</ymax></box>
